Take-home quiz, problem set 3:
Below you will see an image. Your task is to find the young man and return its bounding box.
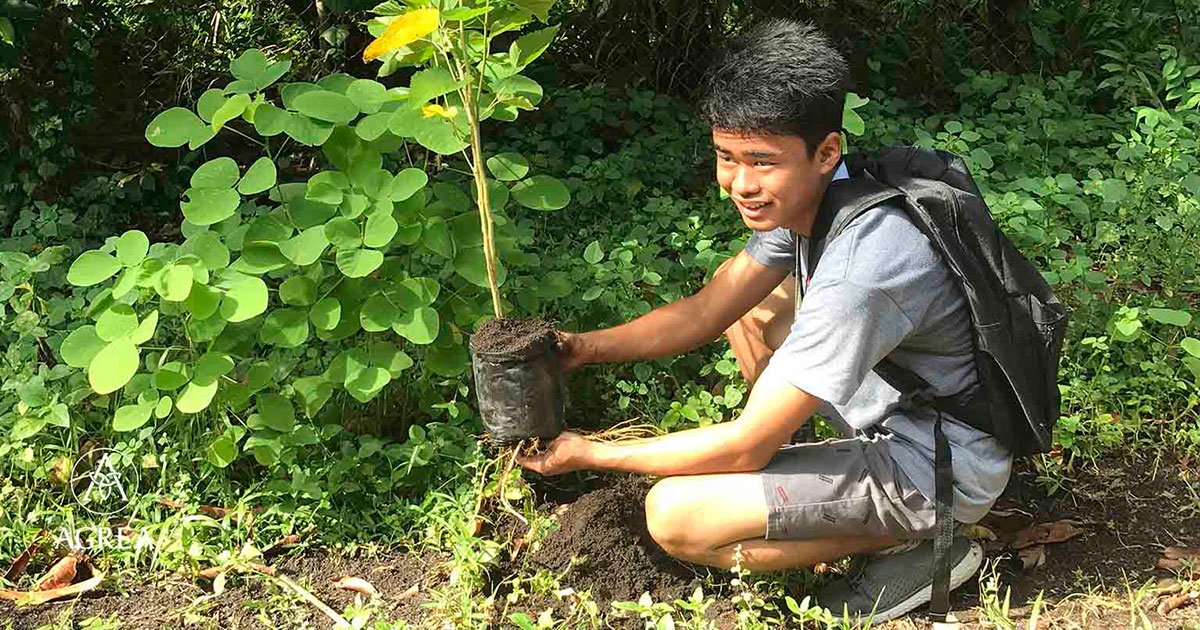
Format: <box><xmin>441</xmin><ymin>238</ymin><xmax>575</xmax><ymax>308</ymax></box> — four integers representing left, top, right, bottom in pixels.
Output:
<box><xmin>516</xmin><ymin>20</ymin><xmax>1006</xmax><ymax>620</ymax></box>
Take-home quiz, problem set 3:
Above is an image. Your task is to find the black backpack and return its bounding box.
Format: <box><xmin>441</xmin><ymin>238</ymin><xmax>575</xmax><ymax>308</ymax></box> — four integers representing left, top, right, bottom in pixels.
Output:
<box><xmin>809</xmin><ymin>146</ymin><xmax>1068</xmax><ymax>621</ymax></box>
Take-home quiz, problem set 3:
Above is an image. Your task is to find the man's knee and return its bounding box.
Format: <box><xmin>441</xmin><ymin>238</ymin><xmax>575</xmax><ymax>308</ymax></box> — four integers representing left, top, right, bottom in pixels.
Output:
<box><xmin>644</xmin><ymin>477</ymin><xmax>699</xmax><ymax>555</ymax></box>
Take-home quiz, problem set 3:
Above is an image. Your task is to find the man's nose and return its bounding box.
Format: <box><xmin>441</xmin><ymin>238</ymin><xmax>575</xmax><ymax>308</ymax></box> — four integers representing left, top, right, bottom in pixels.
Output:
<box><xmin>732</xmin><ymin>166</ymin><xmax>761</xmax><ymax>196</ymax></box>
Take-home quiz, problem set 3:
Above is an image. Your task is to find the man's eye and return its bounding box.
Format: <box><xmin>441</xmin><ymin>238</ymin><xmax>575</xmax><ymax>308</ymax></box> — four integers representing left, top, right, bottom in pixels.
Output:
<box><xmin>755</xmin><ymin>161</ymin><xmax>774</xmax><ymax>167</ymax></box>
<box><xmin>717</xmin><ymin>153</ymin><xmax>733</xmax><ymax>162</ymax></box>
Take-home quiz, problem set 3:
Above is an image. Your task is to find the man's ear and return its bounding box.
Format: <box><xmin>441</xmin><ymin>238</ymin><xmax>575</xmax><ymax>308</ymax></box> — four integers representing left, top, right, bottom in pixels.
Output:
<box><xmin>815</xmin><ymin>131</ymin><xmax>842</xmax><ymax>174</ymax></box>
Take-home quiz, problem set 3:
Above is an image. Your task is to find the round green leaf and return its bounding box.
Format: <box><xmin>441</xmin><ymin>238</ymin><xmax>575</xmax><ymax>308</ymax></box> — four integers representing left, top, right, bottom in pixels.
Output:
<box><xmin>583</xmin><ymin>240</ymin><xmax>604</xmax><ymax>264</ymax></box>
<box><xmin>116</xmin><ymin>230</ymin><xmax>150</xmax><ymax>267</ymax></box>
<box><xmin>412</xmin><ymin>114</ymin><xmax>470</xmax><ymax>155</ymax></box>
<box><xmin>388</xmin><ymin>168</ymin><xmax>428</xmax><ymax>202</ymax></box>
<box><xmin>310</xmin><ymin>297</ymin><xmax>341</xmax><ymax>330</ymax></box>
<box><xmin>335</xmin><ymin>248</ymin><xmax>383</xmax><ymax>278</ymax></box>
<box><xmin>194</xmin><ymin>352</ymin><xmax>235</xmax><ymax>385</ymax></box>
<box><xmin>346</xmin><ymin>79</ymin><xmax>388</xmax><ymax>114</ymax></box>
<box><xmin>183</xmin><ymin>232</ymin><xmax>230</xmax><ymax>271</ymax></box>
<box><xmin>206</xmin><ymin>434</ymin><xmax>238</xmax><ymax>468</ymax></box>
<box><xmin>285</xmin><ymin>114</ymin><xmax>335</xmax><ymax>146</ymax></box>
<box><xmin>392</xmin><ymin>306</ymin><xmax>439</xmax><ymax>345</ymax></box>
<box><xmin>280</xmin><ymin>276</ymin><xmax>317</xmax><ymax>306</ymax></box>
<box><xmin>219</xmin><ymin>273</ymin><xmax>269</xmax><ymax>322</ymax></box>
<box><xmin>60</xmin><ymin>325</ymin><xmax>106</xmax><ymax>368</ymax></box>
<box><xmin>293</xmin><ymin>90</ymin><xmax>359</xmax><ymax>125</ymax></box>
<box><xmin>153</xmin><ymin>362</ymin><xmax>190</xmax><ymax>391</ymax></box>
<box><xmin>260</xmin><ymin>308</ymin><xmax>310</xmax><ymax>348</ymax></box>
<box><xmin>360</xmin><ymin>295</ymin><xmax>398</xmax><ymax>332</ymax></box>
<box><xmin>324</xmin><ymin>217</ymin><xmax>361</xmax><ymax>249</ymax></box>
<box><xmin>293</xmin><ymin>376</ymin><xmax>333</xmax><ymax>419</ymax></box>
<box><xmin>355</xmin><ymin>112</ymin><xmax>392</xmax><ymax>141</ymax></box>
<box><xmin>486</xmin><ymin>152</ymin><xmax>529</xmax><ymax>181</ymax></box>
<box><xmin>176</xmin><ymin>380</ymin><xmax>219</xmax><ymax>414</ymax></box>
<box><xmin>96</xmin><ymin>305</ymin><xmax>138</xmax><ymax>341</ymax></box>
<box><xmin>88</xmin><ymin>339</ymin><xmax>139</xmax><ymax>395</ymax></box>
<box><xmin>363</xmin><ymin>211</ymin><xmax>398</xmax><ymax>248</ymax></box>
<box><xmin>68</xmin><ymin>251</ymin><xmax>122</xmax><ymax>287</ymax></box>
<box><xmin>253</xmin><ymin>103</ymin><xmax>290</xmax><ymax>136</ymax></box>
<box><xmin>130</xmin><ymin>310</ymin><xmax>159</xmax><ymax>345</ymax></box>
<box><xmin>369</xmin><ymin>342</ymin><xmax>413</xmax><ymax>377</ymax></box>
<box><xmin>113</xmin><ymin>401</ymin><xmax>155</xmax><ymax>432</ymax></box>
<box><xmin>154</xmin><ymin>396</ymin><xmax>173</xmax><ymax>419</ymax></box>
<box><xmin>238</xmin><ymin>157</ymin><xmax>277</xmax><ymax>195</ymax></box>
<box><xmin>426</xmin><ymin>343</ymin><xmax>469</xmax><ymax>377</ymax></box>
<box><xmin>281</xmin><ymin>226</ymin><xmax>330</xmax><ymax>266</ymax></box>
<box><xmin>145</xmin><ymin>107</ymin><xmax>206</xmax><ymax>148</ymax></box>
<box><xmin>191</xmin><ymin>157</ymin><xmax>240</xmax><ymax>188</ymax></box>
<box><xmin>197</xmin><ymin>89</ymin><xmax>228</xmax><ymax>122</ymax></box>
<box><xmin>186</xmin><ymin>283</ymin><xmax>222</xmax><ymax>319</ymax></box>
<box><xmin>211</xmin><ymin>93</ymin><xmax>250</xmax><ymax>131</ymax></box>
<box><xmin>511</xmin><ymin>175</ymin><xmax>570</xmax><ymax>211</ymax></box>
<box><xmin>346</xmin><ymin>366</ymin><xmax>391</xmax><ymax>403</ymax></box>
<box><xmin>454</xmin><ymin>246</ymin><xmax>507</xmax><ymax>288</ymax></box>
<box><xmin>182</xmin><ymin>187</ymin><xmax>241</xmax><ymax>226</ymax></box>
<box><xmin>1182</xmin><ymin>337</ymin><xmax>1200</xmax><ymax>359</ymax></box>
<box><xmin>157</xmin><ymin>265</ymin><xmax>194</xmax><ymax>302</ymax></box>
<box><xmin>255</xmin><ymin>394</ymin><xmax>296</xmax><ymax>432</ymax></box>
<box><xmin>230</xmin><ymin>49</ymin><xmax>268</xmax><ymax>82</ymax></box>
<box><xmin>1146</xmin><ymin>308</ymin><xmax>1192</xmax><ymax>328</ymax></box>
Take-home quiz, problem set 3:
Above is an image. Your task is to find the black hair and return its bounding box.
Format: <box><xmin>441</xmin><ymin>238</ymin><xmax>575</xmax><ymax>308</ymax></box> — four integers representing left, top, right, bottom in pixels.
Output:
<box><xmin>699</xmin><ymin>19</ymin><xmax>849</xmax><ymax>155</ymax></box>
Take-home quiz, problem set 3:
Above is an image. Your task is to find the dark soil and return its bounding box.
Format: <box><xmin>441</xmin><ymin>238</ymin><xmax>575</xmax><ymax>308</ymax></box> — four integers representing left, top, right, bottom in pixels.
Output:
<box><xmin>471</xmin><ymin>318</ymin><xmax>557</xmax><ymax>354</ymax></box>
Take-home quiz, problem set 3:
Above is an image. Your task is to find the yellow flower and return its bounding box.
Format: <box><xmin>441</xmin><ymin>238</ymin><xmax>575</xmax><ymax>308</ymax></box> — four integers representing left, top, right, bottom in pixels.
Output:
<box><xmin>421</xmin><ymin>103</ymin><xmax>458</xmax><ymax>120</ymax></box>
<box><xmin>363</xmin><ymin>8</ymin><xmax>439</xmax><ymax>62</ymax></box>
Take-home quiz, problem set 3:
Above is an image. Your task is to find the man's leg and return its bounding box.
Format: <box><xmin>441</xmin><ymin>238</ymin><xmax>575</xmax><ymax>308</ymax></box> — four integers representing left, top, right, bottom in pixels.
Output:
<box><xmin>715</xmin><ymin>257</ymin><xmax>795</xmax><ymax>388</ymax></box>
<box><xmin>644</xmin><ymin>472</ymin><xmax>897</xmax><ymax>571</ymax></box>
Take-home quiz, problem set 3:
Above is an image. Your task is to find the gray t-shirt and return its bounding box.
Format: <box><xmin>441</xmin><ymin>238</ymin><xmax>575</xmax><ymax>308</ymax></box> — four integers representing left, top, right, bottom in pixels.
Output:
<box><xmin>744</xmin><ymin>175</ymin><xmax>1011</xmax><ymax>524</ymax></box>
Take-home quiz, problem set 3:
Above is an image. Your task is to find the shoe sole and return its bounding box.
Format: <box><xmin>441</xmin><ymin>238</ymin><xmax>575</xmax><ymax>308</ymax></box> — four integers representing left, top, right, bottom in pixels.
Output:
<box><xmin>868</xmin><ymin>541</ymin><xmax>985</xmax><ymax>623</ymax></box>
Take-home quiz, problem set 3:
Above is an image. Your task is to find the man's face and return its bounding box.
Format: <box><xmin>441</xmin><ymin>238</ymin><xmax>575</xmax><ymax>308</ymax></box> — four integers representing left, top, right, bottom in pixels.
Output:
<box><xmin>713</xmin><ymin>129</ymin><xmax>839</xmax><ymax>234</ymax></box>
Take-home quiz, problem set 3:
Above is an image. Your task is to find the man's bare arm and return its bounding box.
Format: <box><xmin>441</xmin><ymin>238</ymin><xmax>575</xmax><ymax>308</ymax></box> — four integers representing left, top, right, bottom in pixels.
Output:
<box><xmin>517</xmin><ymin>365</ymin><xmax>822</xmax><ymax>477</ymax></box>
<box><xmin>578</xmin><ymin>250</ymin><xmax>789</xmax><ymax>364</ymax></box>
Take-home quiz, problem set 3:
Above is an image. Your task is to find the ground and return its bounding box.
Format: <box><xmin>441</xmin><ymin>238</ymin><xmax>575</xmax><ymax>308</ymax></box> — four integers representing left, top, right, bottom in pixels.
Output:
<box><xmin>3</xmin><ymin>453</ymin><xmax>1199</xmax><ymax>629</ymax></box>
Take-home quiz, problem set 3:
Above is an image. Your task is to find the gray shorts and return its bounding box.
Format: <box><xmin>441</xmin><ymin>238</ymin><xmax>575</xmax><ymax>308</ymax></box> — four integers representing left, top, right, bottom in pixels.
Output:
<box><xmin>758</xmin><ymin>435</ymin><xmax>936</xmax><ymax>540</ymax></box>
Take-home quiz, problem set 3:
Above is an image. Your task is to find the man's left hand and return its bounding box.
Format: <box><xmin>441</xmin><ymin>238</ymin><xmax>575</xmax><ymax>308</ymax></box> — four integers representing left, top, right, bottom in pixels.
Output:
<box><xmin>515</xmin><ymin>432</ymin><xmax>597</xmax><ymax>475</ymax></box>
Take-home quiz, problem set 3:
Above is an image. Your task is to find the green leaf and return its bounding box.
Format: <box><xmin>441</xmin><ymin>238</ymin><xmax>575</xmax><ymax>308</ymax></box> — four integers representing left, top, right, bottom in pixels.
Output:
<box><xmin>154</xmin><ymin>396</ymin><xmax>173</xmax><ymax>419</ymax></box>
<box><xmin>88</xmin><ymin>339</ymin><xmax>139</xmax><ymax>395</ymax></box>
<box><xmin>454</xmin><ymin>247</ymin><xmax>507</xmax><ymax>288</ymax></box>
<box><xmin>61</xmin><ymin>325</ymin><xmax>106</xmax><ymax>368</ymax></box>
<box><xmin>421</xmin><ymin>219</ymin><xmax>454</xmax><ymax>259</ymax></box>
<box><xmin>194</xmin><ymin>352</ymin><xmax>235</xmax><ymax>385</ymax></box>
<box><xmin>486</xmin><ymin>152</ymin><xmax>530</xmax><ymax>181</ymax></box>
<box><xmin>96</xmin><ymin>305</ymin><xmax>139</xmax><ymax>341</ymax></box>
<box><xmin>145</xmin><ymin>107</ymin><xmax>207</xmax><ymax>148</ymax></box>
<box><xmin>157</xmin><ymin>265</ymin><xmax>194</xmax><ymax>302</ymax></box>
<box><xmin>346</xmin><ymin>366</ymin><xmax>391</xmax><ymax>402</ymax></box>
<box><xmin>231</xmin><ymin>49</ymin><xmax>269</xmax><ymax>82</ymax></box>
<box><xmin>513</xmin><ymin>0</ymin><xmax>555</xmax><ymax>21</ymax></box>
<box><xmin>346</xmin><ymin>79</ymin><xmax>388</xmax><ymax>113</ymax></box>
<box><xmin>185</xmin><ymin>283</ymin><xmax>222</xmax><ymax>319</ymax></box>
<box><xmin>310</xmin><ymin>297</ymin><xmax>342</xmax><ymax>330</ymax></box>
<box><xmin>308</xmin><ymin>179</ymin><xmax>345</xmax><ymax>207</ymax></box>
<box><xmin>280</xmin><ymin>276</ymin><xmax>317</xmax><ymax>306</ymax></box>
<box><xmin>389</xmin><ymin>168</ymin><xmax>428</xmax><ymax>201</ymax></box>
<box><xmin>1182</xmin><ymin>337</ymin><xmax>1200</xmax><ymax>358</ymax></box>
<box><xmin>255</xmin><ymin>394</ymin><xmax>296</xmax><ymax>432</ymax></box>
<box><xmin>1146</xmin><ymin>308</ymin><xmax>1192</xmax><ymax>327</ymax></box>
<box><xmin>360</xmin><ymin>295</ymin><xmax>399</xmax><ymax>332</ymax></box>
<box><xmin>260</xmin><ymin>308</ymin><xmax>310</xmax><ymax>347</ymax></box>
<box><xmin>280</xmin><ymin>226</ymin><xmax>330</xmax><ymax>266</ymax></box>
<box><xmin>294</xmin><ymin>376</ymin><xmax>333</xmax><ymax>418</ymax></box>
<box><xmin>116</xmin><ymin>230</ymin><xmax>150</xmax><ymax>267</ymax></box>
<box><xmin>197</xmin><ymin>89</ymin><xmax>227</xmax><ymax>122</ymax></box>
<box><xmin>182</xmin><ymin>187</ymin><xmax>241</xmax><ymax>226</ymax></box>
<box><xmin>176</xmin><ymin>380</ymin><xmax>219</xmax><ymax>414</ymax></box>
<box><xmin>206</xmin><ymin>434</ymin><xmax>238</xmax><ymax>468</ymax></box>
<box><xmin>511</xmin><ymin>175</ymin><xmax>570</xmax><ymax>210</ymax></box>
<box><xmin>324</xmin><ymin>217</ymin><xmax>361</xmax><ymax>249</ymax></box>
<box><xmin>130</xmin><ymin>309</ymin><xmax>159</xmax><ymax>344</ymax></box>
<box><xmin>363</xmin><ymin>211</ymin><xmax>399</xmax><ymax>248</ymax></box>
<box><xmin>219</xmin><ymin>273</ymin><xmax>269</xmax><ymax>322</ymax></box>
<box><xmin>583</xmin><ymin>240</ymin><xmax>604</xmax><ymax>264</ymax></box>
<box><xmin>253</xmin><ymin>103</ymin><xmax>290</xmax><ymax>136</ymax></box>
<box><xmin>211</xmin><ymin>93</ymin><xmax>251</xmax><ymax>131</ymax></box>
<box><xmin>409</xmin><ymin>67</ymin><xmax>458</xmax><ymax>104</ymax></box>
<box><xmin>153</xmin><ymin>362</ymin><xmax>190</xmax><ymax>391</ymax></box>
<box><xmin>238</xmin><ymin>157</ymin><xmax>277</xmax><ymax>195</ymax></box>
<box><xmin>412</xmin><ymin>114</ymin><xmax>470</xmax><ymax>155</ymax></box>
<box><xmin>355</xmin><ymin>112</ymin><xmax>393</xmax><ymax>141</ymax></box>
<box><xmin>369</xmin><ymin>342</ymin><xmax>414</xmax><ymax>376</ymax></box>
<box><xmin>512</xmin><ymin>26</ymin><xmax>559</xmax><ymax>69</ymax></box>
<box><xmin>113</xmin><ymin>401</ymin><xmax>155</xmax><ymax>432</ymax></box>
<box><xmin>285</xmin><ymin>114</ymin><xmax>335</xmax><ymax>146</ymax></box>
<box><xmin>335</xmin><ymin>248</ymin><xmax>384</xmax><ymax>278</ymax></box>
<box><xmin>1100</xmin><ymin>179</ymin><xmax>1128</xmax><ymax>203</ymax></box>
<box><xmin>293</xmin><ymin>90</ymin><xmax>359</xmax><ymax>125</ymax></box>
<box><xmin>68</xmin><ymin>251</ymin><xmax>122</xmax><ymax>287</ymax></box>
<box><xmin>426</xmin><ymin>344</ymin><xmax>468</xmax><ymax>376</ymax></box>
<box><xmin>392</xmin><ymin>306</ymin><xmax>439</xmax><ymax>345</ymax></box>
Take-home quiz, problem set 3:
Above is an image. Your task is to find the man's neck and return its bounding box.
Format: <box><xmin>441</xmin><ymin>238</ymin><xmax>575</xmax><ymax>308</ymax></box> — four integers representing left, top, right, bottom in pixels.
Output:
<box><xmin>789</xmin><ymin>170</ymin><xmax>836</xmax><ymax>237</ymax></box>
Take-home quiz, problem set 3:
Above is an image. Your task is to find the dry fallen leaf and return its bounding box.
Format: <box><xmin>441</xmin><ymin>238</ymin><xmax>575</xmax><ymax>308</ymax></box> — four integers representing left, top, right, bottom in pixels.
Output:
<box><xmin>397</xmin><ymin>583</ymin><xmax>420</xmax><ymax>600</ymax></box>
<box><xmin>4</xmin><ymin>530</ymin><xmax>46</xmax><ymax>582</ymax></box>
<box><xmin>961</xmin><ymin>523</ymin><xmax>998</xmax><ymax>541</ymax></box>
<box><xmin>332</xmin><ymin>576</ymin><xmax>379</xmax><ymax>598</ymax></box>
<box><xmin>1158</xmin><ymin>591</ymin><xmax>1199</xmax><ymax>616</ymax></box>
<box><xmin>35</xmin><ymin>554</ymin><xmax>79</xmax><ymax>591</ymax></box>
<box><xmin>1163</xmin><ymin>546</ymin><xmax>1200</xmax><ymax>561</ymax></box>
<box><xmin>1012</xmin><ymin>520</ymin><xmax>1085</xmax><ymax>549</ymax></box>
<box><xmin>1019</xmin><ymin>544</ymin><xmax>1046</xmax><ymax>569</ymax></box>
<box><xmin>1157</xmin><ymin>557</ymin><xmax>1186</xmax><ymax>571</ymax></box>
<box><xmin>0</xmin><ymin>560</ymin><xmax>104</xmax><ymax>606</ymax></box>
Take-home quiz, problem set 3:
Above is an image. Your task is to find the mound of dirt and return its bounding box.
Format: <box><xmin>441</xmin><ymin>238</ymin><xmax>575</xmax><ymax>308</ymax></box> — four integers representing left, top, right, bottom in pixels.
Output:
<box><xmin>471</xmin><ymin>318</ymin><xmax>557</xmax><ymax>354</ymax></box>
<box><xmin>528</xmin><ymin>476</ymin><xmax>707</xmax><ymax>604</ymax></box>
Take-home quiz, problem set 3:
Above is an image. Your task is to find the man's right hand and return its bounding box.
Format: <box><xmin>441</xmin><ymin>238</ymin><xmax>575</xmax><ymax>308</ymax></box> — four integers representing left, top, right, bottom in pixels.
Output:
<box><xmin>556</xmin><ymin>331</ymin><xmax>592</xmax><ymax>372</ymax></box>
